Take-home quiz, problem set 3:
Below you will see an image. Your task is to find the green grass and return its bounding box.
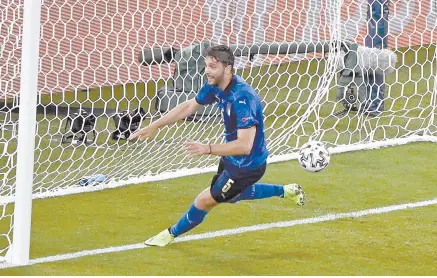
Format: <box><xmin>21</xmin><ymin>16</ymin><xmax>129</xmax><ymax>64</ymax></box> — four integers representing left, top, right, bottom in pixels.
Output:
<box><xmin>0</xmin><ymin>143</ymin><xmax>437</xmax><ymax>275</ymax></box>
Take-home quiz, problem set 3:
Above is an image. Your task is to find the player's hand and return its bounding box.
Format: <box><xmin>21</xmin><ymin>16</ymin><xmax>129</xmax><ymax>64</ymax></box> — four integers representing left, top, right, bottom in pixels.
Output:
<box><xmin>128</xmin><ymin>125</ymin><xmax>158</xmax><ymax>141</ymax></box>
<box><xmin>183</xmin><ymin>140</ymin><xmax>210</xmax><ymax>156</ymax></box>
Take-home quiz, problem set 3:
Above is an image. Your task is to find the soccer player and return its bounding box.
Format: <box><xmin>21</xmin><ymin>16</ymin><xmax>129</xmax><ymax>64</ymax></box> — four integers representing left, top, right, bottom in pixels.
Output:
<box><xmin>129</xmin><ymin>45</ymin><xmax>306</xmax><ymax>247</ymax></box>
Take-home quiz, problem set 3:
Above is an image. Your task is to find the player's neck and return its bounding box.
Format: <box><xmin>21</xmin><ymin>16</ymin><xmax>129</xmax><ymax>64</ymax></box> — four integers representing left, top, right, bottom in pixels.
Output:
<box><xmin>218</xmin><ymin>74</ymin><xmax>233</xmax><ymax>91</ymax></box>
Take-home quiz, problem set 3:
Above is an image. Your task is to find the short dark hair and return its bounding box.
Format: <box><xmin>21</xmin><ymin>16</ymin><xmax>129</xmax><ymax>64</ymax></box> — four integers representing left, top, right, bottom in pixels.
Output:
<box><xmin>204</xmin><ymin>45</ymin><xmax>234</xmax><ymax>68</ymax></box>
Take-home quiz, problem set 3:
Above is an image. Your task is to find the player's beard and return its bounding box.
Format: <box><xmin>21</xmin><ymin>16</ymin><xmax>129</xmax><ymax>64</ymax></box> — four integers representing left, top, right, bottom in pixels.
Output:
<box><xmin>206</xmin><ymin>72</ymin><xmax>224</xmax><ymax>86</ymax></box>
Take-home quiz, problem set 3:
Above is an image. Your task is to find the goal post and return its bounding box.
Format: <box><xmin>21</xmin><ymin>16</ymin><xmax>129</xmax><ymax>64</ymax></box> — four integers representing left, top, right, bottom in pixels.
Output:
<box><xmin>0</xmin><ymin>0</ymin><xmax>436</xmax><ymax>266</ymax></box>
<box><xmin>7</xmin><ymin>0</ymin><xmax>42</xmax><ymax>266</ymax></box>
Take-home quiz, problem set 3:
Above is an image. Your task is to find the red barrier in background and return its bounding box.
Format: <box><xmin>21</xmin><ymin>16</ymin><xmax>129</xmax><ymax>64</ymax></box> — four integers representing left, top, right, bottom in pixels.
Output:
<box><xmin>0</xmin><ymin>0</ymin><xmax>435</xmax><ymax>98</ymax></box>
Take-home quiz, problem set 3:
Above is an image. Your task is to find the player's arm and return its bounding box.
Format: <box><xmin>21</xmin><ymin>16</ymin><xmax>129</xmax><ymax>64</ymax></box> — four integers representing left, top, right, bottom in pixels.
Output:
<box><xmin>210</xmin><ymin>127</ymin><xmax>256</xmax><ymax>156</ymax></box>
<box><xmin>183</xmin><ymin>126</ymin><xmax>256</xmax><ymax>156</ymax></box>
<box><xmin>150</xmin><ymin>98</ymin><xmax>200</xmax><ymax>129</ymax></box>
<box><xmin>130</xmin><ymin>83</ymin><xmax>215</xmax><ymax>141</ymax></box>
<box><xmin>129</xmin><ymin>98</ymin><xmax>200</xmax><ymax>140</ymax></box>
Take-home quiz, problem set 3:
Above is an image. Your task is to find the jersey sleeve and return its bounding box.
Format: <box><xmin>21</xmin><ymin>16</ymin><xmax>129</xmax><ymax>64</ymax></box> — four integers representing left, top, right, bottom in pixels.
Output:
<box><xmin>195</xmin><ymin>83</ymin><xmax>216</xmax><ymax>105</ymax></box>
<box><xmin>233</xmin><ymin>96</ymin><xmax>259</xmax><ymax>129</ymax></box>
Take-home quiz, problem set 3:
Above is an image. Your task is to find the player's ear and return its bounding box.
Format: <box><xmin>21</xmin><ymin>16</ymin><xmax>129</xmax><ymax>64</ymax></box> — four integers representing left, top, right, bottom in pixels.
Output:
<box><xmin>225</xmin><ymin>65</ymin><xmax>233</xmax><ymax>74</ymax></box>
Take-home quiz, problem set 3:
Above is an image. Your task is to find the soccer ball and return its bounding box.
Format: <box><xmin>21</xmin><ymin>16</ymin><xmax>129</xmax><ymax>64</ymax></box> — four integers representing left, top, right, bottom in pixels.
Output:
<box><xmin>298</xmin><ymin>141</ymin><xmax>330</xmax><ymax>172</ymax></box>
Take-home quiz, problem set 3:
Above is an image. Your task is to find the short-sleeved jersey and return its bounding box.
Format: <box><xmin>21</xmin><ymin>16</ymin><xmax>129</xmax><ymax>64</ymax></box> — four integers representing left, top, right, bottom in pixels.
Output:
<box><xmin>195</xmin><ymin>74</ymin><xmax>269</xmax><ymax>171</ymax></box>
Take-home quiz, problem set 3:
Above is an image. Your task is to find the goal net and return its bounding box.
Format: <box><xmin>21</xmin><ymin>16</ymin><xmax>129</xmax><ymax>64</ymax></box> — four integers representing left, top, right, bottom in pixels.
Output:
<box><xmin>0</xmin><ymin>0</ymin><xmax>436</xmax><ymax>263</ymax></box>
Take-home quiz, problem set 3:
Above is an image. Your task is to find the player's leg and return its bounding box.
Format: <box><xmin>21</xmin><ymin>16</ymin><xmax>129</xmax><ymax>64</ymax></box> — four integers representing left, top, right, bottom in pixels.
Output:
<box><xmin>143</xmin><ymin>162</ymin><xmax>305</xmax><ymax>246</ymax></box>
<box><xmin>167</xmin><ymin>187</ymin><xmax>216</xmax><ymax>238</ymax></box>
<box><xmin>167</xmin><ymin>166</ymin><xmax>242</xmax><ymax>238</ymax></box>
<box><xmin>145</xmin><ymin>159</ymin><xmax>266</xmax><ymax>247</ymax></box>
<box><xmin>228</xmin><ymin>183</ymin><xmax>283</xmax><ymax>201</ymax></box>
<box><xmin>166</xmin><ymin>159</ymin><xmax>229</xmax><ymax>239</ymax></box>
<box><xmin>144</xmin><ymin>160</ymin><xmax>225</xmax><ymax>247</ymax></box>
<box><xmin>229</xmin><ymin>183</ymin><xmax>306</xmax><ymax>206</ymax></box>
<box><xmin>143</xmin><ymin>187</ymin><xmax>215</xmax><ymax>247</ymax></box>
<box><xmin>227</xmin><ymin>164</ymin><xmax>306</xmax><ymax>205</ymax></box>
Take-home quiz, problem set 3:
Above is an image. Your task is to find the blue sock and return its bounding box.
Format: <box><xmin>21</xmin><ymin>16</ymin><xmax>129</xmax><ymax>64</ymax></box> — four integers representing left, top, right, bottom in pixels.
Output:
<box><xmin>170</xmin><ymin>204</ymin><xmax>208</xmax><ymax>237</ymax></box>
<box><xmin>230</xmin><ymin>183</ymin><xmax>284</xmax><ymax>203</ymax></box>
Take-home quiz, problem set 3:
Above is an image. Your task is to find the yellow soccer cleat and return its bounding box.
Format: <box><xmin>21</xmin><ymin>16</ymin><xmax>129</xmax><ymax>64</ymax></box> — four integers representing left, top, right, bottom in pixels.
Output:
<box><xmin>283</xmin><ymin>184</ymin><xmax>306</xmax><ymax>206</ymax></box>
<box><xmin>144</xmin><ymin>228</ymin><xmax>175</xmax><ymax>247</ymax></box>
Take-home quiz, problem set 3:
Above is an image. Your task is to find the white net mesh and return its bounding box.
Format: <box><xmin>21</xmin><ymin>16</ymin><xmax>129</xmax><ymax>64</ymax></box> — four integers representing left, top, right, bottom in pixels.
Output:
<box><xmin>0</xmin><ymin>0</ymin><xmax>436</xmax><ymax>259</ymax></box>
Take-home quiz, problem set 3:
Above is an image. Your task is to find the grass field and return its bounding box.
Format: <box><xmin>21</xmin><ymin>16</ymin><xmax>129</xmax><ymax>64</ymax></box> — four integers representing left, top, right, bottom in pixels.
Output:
<box><xmin>0</xmin><ymin>143</ymin><xmax>437</xmax><ymax>275</ymax></box>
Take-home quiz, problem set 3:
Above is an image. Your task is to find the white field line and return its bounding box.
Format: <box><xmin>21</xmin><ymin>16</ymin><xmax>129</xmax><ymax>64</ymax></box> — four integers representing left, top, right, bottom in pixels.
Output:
<box><xmin>1</xmin><ymin>197</ymin><xmax>436</xmax><ymax>269</ymax></box>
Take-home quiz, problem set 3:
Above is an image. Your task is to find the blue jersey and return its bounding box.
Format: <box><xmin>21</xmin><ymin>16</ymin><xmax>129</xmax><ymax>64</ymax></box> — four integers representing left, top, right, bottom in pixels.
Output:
<box><xmin>195</xmin><ymin>74</ymin><xmax>269</xmax><ymax>171</ymax></box>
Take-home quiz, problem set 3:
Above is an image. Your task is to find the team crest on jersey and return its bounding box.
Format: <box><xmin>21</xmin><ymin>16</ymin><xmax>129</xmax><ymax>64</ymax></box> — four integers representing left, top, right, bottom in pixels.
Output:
<box><xmin>226</xmin><ymin>103</ymin><xmax>232</xmax><ymax>116</ymax></box>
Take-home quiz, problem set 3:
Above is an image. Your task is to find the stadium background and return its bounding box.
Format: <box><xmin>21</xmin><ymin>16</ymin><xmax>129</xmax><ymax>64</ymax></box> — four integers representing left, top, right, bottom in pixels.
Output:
<box><xmin>0</xmin><ymin>0</ymin><xmax>435</xmax><ymax>99</ymax></box>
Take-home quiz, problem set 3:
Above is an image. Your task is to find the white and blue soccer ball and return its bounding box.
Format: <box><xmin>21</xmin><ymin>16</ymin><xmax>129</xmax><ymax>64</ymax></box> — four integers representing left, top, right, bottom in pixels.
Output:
<box><xmin>298</xmin><ymin>141</ymin><xmax>330</xmax><ymax>172</ymax></box>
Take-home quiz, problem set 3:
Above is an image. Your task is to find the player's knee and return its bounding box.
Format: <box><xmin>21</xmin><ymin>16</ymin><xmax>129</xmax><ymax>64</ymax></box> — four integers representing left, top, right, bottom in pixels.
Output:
<box><xmin>194</xmin><ymin>188</ymin><xmax>217</xmax><ymax>211</ymax></box>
